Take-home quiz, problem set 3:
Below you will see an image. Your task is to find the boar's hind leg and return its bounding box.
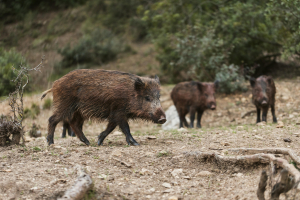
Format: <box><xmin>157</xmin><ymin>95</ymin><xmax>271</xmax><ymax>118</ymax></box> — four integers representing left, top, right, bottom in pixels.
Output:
<box><xmin>47</xmin><ymin>114</ymin><xmax>61</xmax><ymax>145</ymax></box>
<box><xmin>271</xmin><ymin>105</ymin><xmax>277</xmax><ymax>123</ymax></box>
<box><xmin>119</xmin><ymin>121</ymin><xmax>139</xmax><ymax>146</ymax></box>
<box><xmin>62</xmin><ymin>122</ymin><xmax>68</xmax><ymax>138</ymax></box>
<box><xmin>69</xmin><ymin>113</ymin><xmax>90</xmax><ymax>145</ymax></box>
<box><xmin>98</xmin><ymin>121</ymin><xmax>117</xmax><ymax>146</ymax></box>
<box><xmin>256</xmin><ymin>106</ymin><xmax>261</xmax><ymax>123</ymax></box>
<box><xmin>197</xmin><ymin>110</ymin><xmax>204</xmax><ymax>128</ymax></box>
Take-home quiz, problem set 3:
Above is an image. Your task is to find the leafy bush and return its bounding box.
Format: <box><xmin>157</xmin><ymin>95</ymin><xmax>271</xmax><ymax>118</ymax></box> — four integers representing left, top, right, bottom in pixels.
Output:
<box><xmin>24</xmin><ymin>103</ymin><xmax>40</xmax><ymax>119</ymax></box>
<box><xmin>215</xmin><ymin>64</ymin><xmax>247</xmax><ymax>94</ymax></box>
<box><xmin>0</xmin><ymin>0</ymin><xmax>86</xmax><ymax>24</ymax></box>
<box><xmin>0</xmin><ymin>48</ymin><xmax>29</xmax><ymax>96</ymax></box>
<box><xmin>55</xmin><ymin>29</ymin><xmax>130</xmax><ymax>71</ymax></box>
<box><xmin>43</xmin><ymin>98</ymin><xmax>52</xmax><ymax>109</ymax></box>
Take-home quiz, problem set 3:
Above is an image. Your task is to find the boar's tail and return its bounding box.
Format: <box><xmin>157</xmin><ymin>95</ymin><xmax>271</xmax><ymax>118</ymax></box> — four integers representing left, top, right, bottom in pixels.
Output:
<box><xmin>41</xmin><ymin>88</ymin><xmax>52</xmax><ymax>100</ymax></box>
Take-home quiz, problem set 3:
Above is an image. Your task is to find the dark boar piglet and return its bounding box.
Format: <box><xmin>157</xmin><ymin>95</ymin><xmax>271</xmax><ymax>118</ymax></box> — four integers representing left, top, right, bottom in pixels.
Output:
<box><xmin>250</xmin><ymin>75</ymin><xmax>277</xmax><ymax>123</ymax></box>
<box><xmin>171</xmin><ymin>81</ymin><xmax>219</xmax><ymax>128</ymax></box>
<box><xmin>41</xmin><ymin>69</ymin><xmax>166</xmax><ymax>146</ymax></box>
<box><xmin>61</xmin><ymin>121</ymin><xmax>83</xmax><ymax>138</ymax></box>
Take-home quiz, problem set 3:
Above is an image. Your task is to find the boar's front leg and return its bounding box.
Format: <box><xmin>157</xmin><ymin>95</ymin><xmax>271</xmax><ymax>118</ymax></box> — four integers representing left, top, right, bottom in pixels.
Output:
<box><xmin>197</xmin><ymin>110</ymin><xmax>204</xmax><ymax>128</ymax></box>
<box><xmin>256</xmin><ymin>106</ymin><xmax>261</xmax><ymax>123</ymax></box>
<box><xmin>98</xmin><ymin>121</ymin><xmax>117</xmax><ymax>146</ymax></box>
<box><xmin>189</xmin><ymin>108</ymin><xmax>196</xmax><ymax>128</ymax></box>
<box><xmin>119</xmin><ymin>121</ymin><xmax>139</xmax><ymax>146</ymax></box>
<box><xmin>271</xmin><ymin>105</ymin><xmax>277</xmax><ymax>123</ymax></box>
<box><xmin>262</xmin><ymin>107</ymin><xmax>269</xmax><ymax>122</ymax></box>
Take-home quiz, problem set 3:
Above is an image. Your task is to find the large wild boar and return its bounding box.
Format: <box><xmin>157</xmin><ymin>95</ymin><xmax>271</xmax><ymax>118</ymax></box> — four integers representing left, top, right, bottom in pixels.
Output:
<box><xmin>250</xmin><ymin>75</ymin><xmax>277</xmax><ymax>123</ymax></box>
<box><xmin>171</xmin><ymin>81</ymin><xmax>219</xmax><ymax>128</ymax></box>
<box><xmin>41</xmin><ymin>69</ymin><xmax>166</xmax><ymax>146</ymax></box>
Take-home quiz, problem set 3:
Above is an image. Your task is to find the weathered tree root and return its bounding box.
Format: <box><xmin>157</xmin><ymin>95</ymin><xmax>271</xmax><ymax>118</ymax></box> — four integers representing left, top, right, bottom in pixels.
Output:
<box><xmin>228</xmin><ymin>148</ymin><xmax>300</xmax><ymax>165</ymax></box>
<box><xmin>185</xmin><ymin>151</ymin><xmax>300</xmax><ymax>199</ymax></box>
<box><xmin>58</xmin><ymin>165</ymin><xmax>93</xmax><ymax>200</ymax></box>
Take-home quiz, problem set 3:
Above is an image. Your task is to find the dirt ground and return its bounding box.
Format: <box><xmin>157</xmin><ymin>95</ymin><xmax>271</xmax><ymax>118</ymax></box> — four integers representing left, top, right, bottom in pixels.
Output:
<box><xmin>1</xmin><ymin>79</ymin><xmax>300</xmax><ymax>200</ymax></box>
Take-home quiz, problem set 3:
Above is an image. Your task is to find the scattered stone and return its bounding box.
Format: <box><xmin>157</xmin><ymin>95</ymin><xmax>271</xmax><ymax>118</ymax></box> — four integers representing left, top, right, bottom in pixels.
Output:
<box><xmin>140</xmin><ymin>168</ymin><xmax>151</xmax><ymax>175</ymax></box>
<box><xmin>112</xmin><ymin>131</ymin><xmax>122</xmax><ymax>136</ymax></box>
<box><xmin>24</xmin><ymin>136</ymin><xmax>34</xmax><ymax>142</ymax></box>
<box><xmin>241</xmin><ymin>97</ymin><xmax>246</xmax><ymax>102</ymax></box>
<box><xmin>236</xmin><ymin>126</ymin><xmax>243</xmax><ymax>131</ymax></box>
<box><xmin>30</xmin><ymin>187</ymin><xmax>38</xmax><ymax>192</ymax></box>
<box><xmin>254</xmin><ymin>135</ymin><xmax>263</xmax><ymax>140</ymax></box>
<box><xmin>276</xmin><ymin>121</ymin><xmax>284</xmax><ymax>128</ymax></box>
<box><xmin>296</xmin><ymin>122</ymin><xmax>300</xmax><ymax>125</ymax></box>
<box><xmin>162</xmin><ymin>183</ymin><xmax>172</xmax><ymax>188</ymax></box>
<box><xmin>145</xmin><ymin>152</ymin><xmax>154</xmax><ymax>156</ymax></box>
<box><xmin>257</xmin><ymin>122</ymin><xmax>266</xmax><ymax>126</ymax></box>
<box><xmin>158</xmin><ymin>130</ymin><xmax>164</xmax><ymax>134</ymax></box>
<box><xmin>236</xmin><ymin>173</ymin><xmax>243</xmax><ymax>177</ymax></box>
<box><xmin>165</xmin><ymin>141</ymin><xmax>175</xmax><ymax>144</ymax></box>
<box><xmin>283</xmin><ymin>138</ymin><xmax>292</xmax><ymax>143</ymax></box>
<box><xmin>217</xmin><ymin>112</ymin><xmax>222</xmax><ymax>117</ymax></box>
<box><xmin>111</xmin><ymin>149</ymin><xmax>122</xmax><ymax>157</ymax></box>
<box><xmin>98</xmin><ymin>174</ymin><xmax>108</xmax><ymax>179</ymax></box>
<box><xmin>183</xmin><ymin>176</ymin><xmax>191</xmax><ymax>180</ymax></box>
<box><xmin>293</xmin><ymin>133</ymin><xmax>300</xmax><ymax>137</ymax></box>
<box><xmin>168</xmin><ymin>196</ymin><xmax>178</xmax><ymax>200</ymax></box>
<box><xmin>147</xmin><ymin>136</ymin><xmax>157</xmax><ymax>139</ymax></box>
<box><xmin>163</xmin><ymin>189</ymin><xmax>174</xmax><ymax>193</ymax></box>
<box><xmin>148</xmin><ymin>188</ymin><xmax>155</xmax><ymax>193</ymax></box>
<box><xmin>177</xmin><ymin>127</ymin><xmax>189</xmax><ymax>133</ymax></box>
<box><xmin>221</xmin><ymin>142</ymin><xmax>230</xmax><ymax>146</ymax></box>
<box><xmin>195</xmin><ymin>171</ymin><xmax>212</xmax><ymax>177</ymax></box>
<box><xmin>289</xmin><ymin>114</ymin><xmax>294</xmax><ymax>118</ymax></box>
<box><xmin>171</xmin><ymin>169</ymin><xmax>183</xmax><ymax>178</ymax></box>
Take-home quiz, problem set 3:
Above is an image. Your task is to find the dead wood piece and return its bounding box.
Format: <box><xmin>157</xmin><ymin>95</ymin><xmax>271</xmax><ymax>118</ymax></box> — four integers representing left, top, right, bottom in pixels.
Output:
<box><xmin>241</xmin><ymin>110</ymin><xmax>256</xmax><ymax>118</ymax></box>
<box><xmin>58</xmin><ymin>165</ymin><xmax>93</xmax><ymax>200</ymax></box>
<box><xmin>228</xmin><ymin>148</ymin><xmax>300</xmax><ymax>165</ymax></box>
<box><xmin>112</xmin><ymin>157</ymin><xmax>131</xmax><ymax>168</ymax></box>
<box><xmin>185</xmin><ymin>151</ymin><xmax>300</xmax><ymax>183</ymax></box>
<box><xmin>257</xmin><ymin>170</ymin><xmax>268</xmax><ymax>200</ymax></box>
<box><xmin>270</xmin><ymin>169</ymin><xmax>294</xmax><ymax>200</ymax></box>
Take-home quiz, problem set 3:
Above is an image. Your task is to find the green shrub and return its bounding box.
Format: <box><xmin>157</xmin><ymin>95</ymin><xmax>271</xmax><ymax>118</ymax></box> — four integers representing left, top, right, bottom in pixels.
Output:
<box><xmin>43</xmin><ymin>98</ymin><xmax>52</xmax><ymax>109</ymax></box>
<box><xmin>55</xmin><ymin>29</ymin><xmax>129</xmax><ymax>71</ymax></box>
<box><xmin>215</xmin><ymin>64</ymin><xmax>247</xmax><ymax>94</ymax></box>
<box><xmin>24</xmin><ymin>103</ymin><xmax>40</xmax><ymax>119</ymax></box>
<box><xmin>0</xmin><ymin>48</ymin><xmax>29</xmax><ymax>96</ymax></box>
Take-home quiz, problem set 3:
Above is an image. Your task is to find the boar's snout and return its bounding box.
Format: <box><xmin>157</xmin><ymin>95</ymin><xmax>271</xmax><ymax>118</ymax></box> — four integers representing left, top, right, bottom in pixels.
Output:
<box><xmin>207</xmin><ymin>102</ymin><xmax>216</xmax><ymax>110</ymax></box>
<box><xmin>261</xmin><ymin>100</ymin><xmax>267</xmax><ymax>105</ymax></box>
<box><xmin>158</xmin><ymin>116</ymin><xmax>167</xmax><ymax>124</ymax></box>
<box><xmin>152</xmin><ymin>107</ymin><xmax>166</xmax><ymax>124</ymax></box>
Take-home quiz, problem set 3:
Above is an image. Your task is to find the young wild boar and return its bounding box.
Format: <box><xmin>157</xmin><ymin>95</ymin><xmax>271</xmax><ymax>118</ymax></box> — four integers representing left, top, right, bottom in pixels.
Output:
<box><xmin>171</xmin><ymin>81</ymin><xmax>219</xmax><ymax>128</ymax></box>
<box><xmin>41</xmin><ymin>69</ymin><xmax>166</xmax><ymax>146</ymax></box>
<box><xmin>250</xmin><ymin>75</ymin><xmax>277</xmax><ymax>123</ymax></box>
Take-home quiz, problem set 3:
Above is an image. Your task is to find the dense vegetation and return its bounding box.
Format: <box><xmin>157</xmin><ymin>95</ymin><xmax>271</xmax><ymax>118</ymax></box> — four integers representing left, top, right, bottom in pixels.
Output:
<box><xmin>0</xmin><ymin>0</ymin><xmax>300</xmax><ymax>94</ymax></box>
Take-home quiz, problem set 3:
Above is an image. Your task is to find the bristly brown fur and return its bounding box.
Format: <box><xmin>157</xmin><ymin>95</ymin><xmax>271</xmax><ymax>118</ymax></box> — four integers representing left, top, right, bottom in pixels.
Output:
<box><xmin>250</xmin><ymin>75</ymin><xmax>277</xmax><ymax>123</ymax></box>
<box><xmin>43</xmin><ymin>69</ymin><xmax>166</xmax><ymax>146</ymax></box>
<box><xmin>171</xmin><ymin>81</ymin><xmax>218</xmax><ymax>128</ymax></box>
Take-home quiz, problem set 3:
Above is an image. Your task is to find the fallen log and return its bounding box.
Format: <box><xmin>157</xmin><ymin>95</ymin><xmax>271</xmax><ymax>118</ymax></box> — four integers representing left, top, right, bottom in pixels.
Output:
<box><xmin>228</xmin><ymin>148</ymin><xmax>300</xmax><ymax>165</ymax></box>
<box><xmin>58</xmin><ymin>165</ymin><xmax>93</xmax><ymax>200</ymax></box>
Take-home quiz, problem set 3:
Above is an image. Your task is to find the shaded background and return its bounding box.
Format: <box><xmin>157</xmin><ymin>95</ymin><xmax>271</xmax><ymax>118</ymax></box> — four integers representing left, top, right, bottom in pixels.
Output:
<box><xmin>1</xmin><ymin>0</ymin><xmax>300</xmax><ymax>96</ymax></box>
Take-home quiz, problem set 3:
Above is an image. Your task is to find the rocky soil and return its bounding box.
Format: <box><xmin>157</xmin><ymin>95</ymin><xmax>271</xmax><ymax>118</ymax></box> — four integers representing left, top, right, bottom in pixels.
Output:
<box><xmin>1</xmin><ymin>79</ymin><xmax>300</xmax><ymax>200</ymax></box>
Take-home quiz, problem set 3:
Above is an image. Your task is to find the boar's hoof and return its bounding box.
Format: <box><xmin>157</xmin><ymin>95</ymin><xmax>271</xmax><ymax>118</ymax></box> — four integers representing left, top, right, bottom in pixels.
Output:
<box><xmin>47</xmin><ymin>136</ymin><xmax>54</xmax><ymax>146</ymax></box>
<box><xmin>273</xmin><ymin>118</ymin><xmax>278</xmax><ymax>123</ymax></box>
<box><xmin>127</xmin><ymin>138</ymin><xmax>140</xmax><ymax>146</ymax></box>
<box><xmin>61</xmin><ymin>134</ymin><xmax>66</xmax><ymax>138</ymax></box>
<box><xmin>79</xmin><ymin>137</ymin><xmax>90</xmax><ymax>146</ymax></box>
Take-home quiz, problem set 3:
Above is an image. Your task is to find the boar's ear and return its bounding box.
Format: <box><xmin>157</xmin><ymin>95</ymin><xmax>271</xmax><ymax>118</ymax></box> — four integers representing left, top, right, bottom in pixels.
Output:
<box><xmin>135</xmin><ymin>77</ymin><xmax>145</xmax><ymax>91</ymax></box>
<box><xmin>266</xmin><ymin>76</ymin><xmax>273</xmax><ymax>85</ymax></box>
<box><xmin>214</xmin><ymin>80</ymin><xmax>219</xmax><ymax>90</ymax></box>
<box><xmin>196</xmin><ymin>82</ymin><xmax>204</xmax><ymax>92</ymax></box>
<box><xmin>154</xmin><ymin>75</ymin><xmax>160</xmax><ymax>85</ymax></box>
<box><xmin>250</xmin><ymin>77</ymin><xmax>256</xmax><ymax>88</ymax></box>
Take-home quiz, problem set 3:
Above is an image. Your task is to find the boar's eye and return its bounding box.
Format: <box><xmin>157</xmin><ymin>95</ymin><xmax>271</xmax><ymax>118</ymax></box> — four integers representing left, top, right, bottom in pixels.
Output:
<box><xmin>205</xmin><ymin>94</ymin><xmax>208</xmax><ymax>98</ymax></box>
<box><xmin>145</xmin><ymin>96</ymin><xmax>151</xmax><ymax>102</ymax></box>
